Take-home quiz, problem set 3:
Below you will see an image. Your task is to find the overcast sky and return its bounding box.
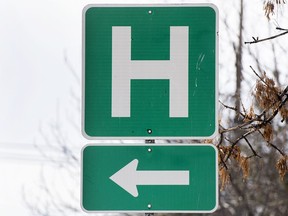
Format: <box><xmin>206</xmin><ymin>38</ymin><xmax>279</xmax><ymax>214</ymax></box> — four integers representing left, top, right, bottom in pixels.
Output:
<box><xmin>0</xmin><ymin>0</ymin><xmax>83</xmax><ymax>215</ymax></box>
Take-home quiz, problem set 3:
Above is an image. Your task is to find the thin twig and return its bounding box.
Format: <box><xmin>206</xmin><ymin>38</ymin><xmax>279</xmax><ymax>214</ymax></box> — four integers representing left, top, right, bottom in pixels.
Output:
<box><xmin>224</xmin><ymin>128</ymin><xmax>258</xmax><ymax>162</ymax></box>
<box><xmin>243</xmin><ymin>137</ymin><xmax>262</xmax><ymax>158</ymax></box>
<box><xmin>276</xmin><ymin>27</ymin><xmax>288</xmax><ymax>31</ymax></box>
<box><xmin>258</xmin><ymin>130</ymin><xmax>286</xmax><ymax>156</ymax></box>
<box><xmin>219</xmin><ymin>100</ymin><xmax>246</xmax><ymax>118</ymax></box>
<box><xmin>249</xmin><ymin>66</ymin><xmax>266</xmax><ymax>83</ymax></box>
<box><xmin>245</xmin><ymin>30</ymin><xmax>288</xmax><ymax>44</ymax></box>
<box><xmin>241</xmin><ymin>99</ymin><xmax>247</xmax><ymax>116</ymax></box>
<box><xmin>218</xmin><ymin>147</ymin><xmax>228</xmax><ymax>170</ymax></box>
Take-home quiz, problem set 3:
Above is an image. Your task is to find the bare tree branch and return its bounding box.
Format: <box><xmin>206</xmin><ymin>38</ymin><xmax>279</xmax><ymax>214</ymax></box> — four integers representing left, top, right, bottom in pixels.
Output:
<box><xmin>245</xmin><ymin>28</ymin><xmax>288</xmax><ymax>44</ymax></box>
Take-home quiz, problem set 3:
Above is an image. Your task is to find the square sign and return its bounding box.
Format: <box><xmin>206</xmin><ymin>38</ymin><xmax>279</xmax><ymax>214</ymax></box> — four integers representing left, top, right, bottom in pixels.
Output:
<box><xmin>81</xmin><ymin>144</ymin><xmax>218</xmax><ymax>213</ymax></box>
<box><xmin>82</xmin><ymin>4</ymin><xmax>218</xmax><ymax>138</ymax></box>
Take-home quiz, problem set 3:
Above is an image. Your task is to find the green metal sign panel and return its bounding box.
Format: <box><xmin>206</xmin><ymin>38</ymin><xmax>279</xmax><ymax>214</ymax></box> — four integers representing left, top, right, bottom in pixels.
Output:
<box><xmin>82</xmin><ymin>4</ymin><xmax>218</xmax><ymax>138</ymax></box>
<box><xmin>81</xmin><ymin>144</ymin><xmax>218</xmax><ymax>213</ymax></box>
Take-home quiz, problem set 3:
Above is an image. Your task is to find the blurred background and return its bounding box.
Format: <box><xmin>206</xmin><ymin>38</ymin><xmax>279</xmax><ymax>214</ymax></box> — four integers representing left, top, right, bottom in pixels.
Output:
<box><xmin>0</xmin><ymin>0</ymin><xmax>288</xmax><ymax>215</ymax></box>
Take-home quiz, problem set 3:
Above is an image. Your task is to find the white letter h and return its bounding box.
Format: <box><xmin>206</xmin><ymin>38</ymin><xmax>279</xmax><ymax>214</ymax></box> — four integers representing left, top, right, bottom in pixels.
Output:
<box><xmin>112</xmin><ymin>26</ymin><xmax>189</xmax><ymax>117</ymax></box>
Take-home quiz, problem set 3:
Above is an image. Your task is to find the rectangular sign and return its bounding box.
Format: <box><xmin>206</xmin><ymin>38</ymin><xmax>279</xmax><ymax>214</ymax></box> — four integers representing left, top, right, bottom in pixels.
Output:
<box><xmin>81</xmin><ymin>144</ymin><xmax>218</xmax><ymax>213</ymax></box>
<box><xmin>82</xmin><ymin>4</ymin><xmax>218</xmax><ymax>139</ymax></box>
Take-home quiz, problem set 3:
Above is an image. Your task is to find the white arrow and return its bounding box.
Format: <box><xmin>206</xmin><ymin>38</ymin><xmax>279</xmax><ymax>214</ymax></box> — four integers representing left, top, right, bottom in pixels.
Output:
<box><xmin>109</xmin><ymin>159</ymin><xmax>190</xmax><ymax>197</ymax></box>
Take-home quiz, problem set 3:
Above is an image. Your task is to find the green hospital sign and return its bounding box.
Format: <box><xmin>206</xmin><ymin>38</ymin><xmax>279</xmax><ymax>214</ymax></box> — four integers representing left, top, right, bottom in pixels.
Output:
<box><xmin>83</xmin><ymin>4</ymin><xmax>218</xmax><ymax>138</ymax></box>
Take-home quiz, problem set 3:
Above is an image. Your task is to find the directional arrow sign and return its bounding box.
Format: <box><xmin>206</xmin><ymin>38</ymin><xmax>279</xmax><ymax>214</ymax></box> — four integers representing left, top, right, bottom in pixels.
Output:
<box><xmin>81</xmin><ymin>144</ymin><xmax>218</xmax><ymax>213</ymax></box>
<box><xmin>110</xmin><ymin>159</ymin><xmax>190</xmax><ymax>197</ymax></box>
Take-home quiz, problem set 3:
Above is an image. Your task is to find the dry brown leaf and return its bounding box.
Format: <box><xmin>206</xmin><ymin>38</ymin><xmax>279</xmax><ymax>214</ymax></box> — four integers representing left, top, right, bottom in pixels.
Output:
<box><xmin>276</xmin><ymin>156</ymin><xmax>288</xmax><ymax>181</ymax></box>
<box><xmin>263</xmin><ymin>124</ymin><xmax>273</xmax><ymax>142</ymax></box>
<box><xmin>219</xmin><ymin>168</ymin><xmax>230</xmax><ymax>191</ymax></box>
